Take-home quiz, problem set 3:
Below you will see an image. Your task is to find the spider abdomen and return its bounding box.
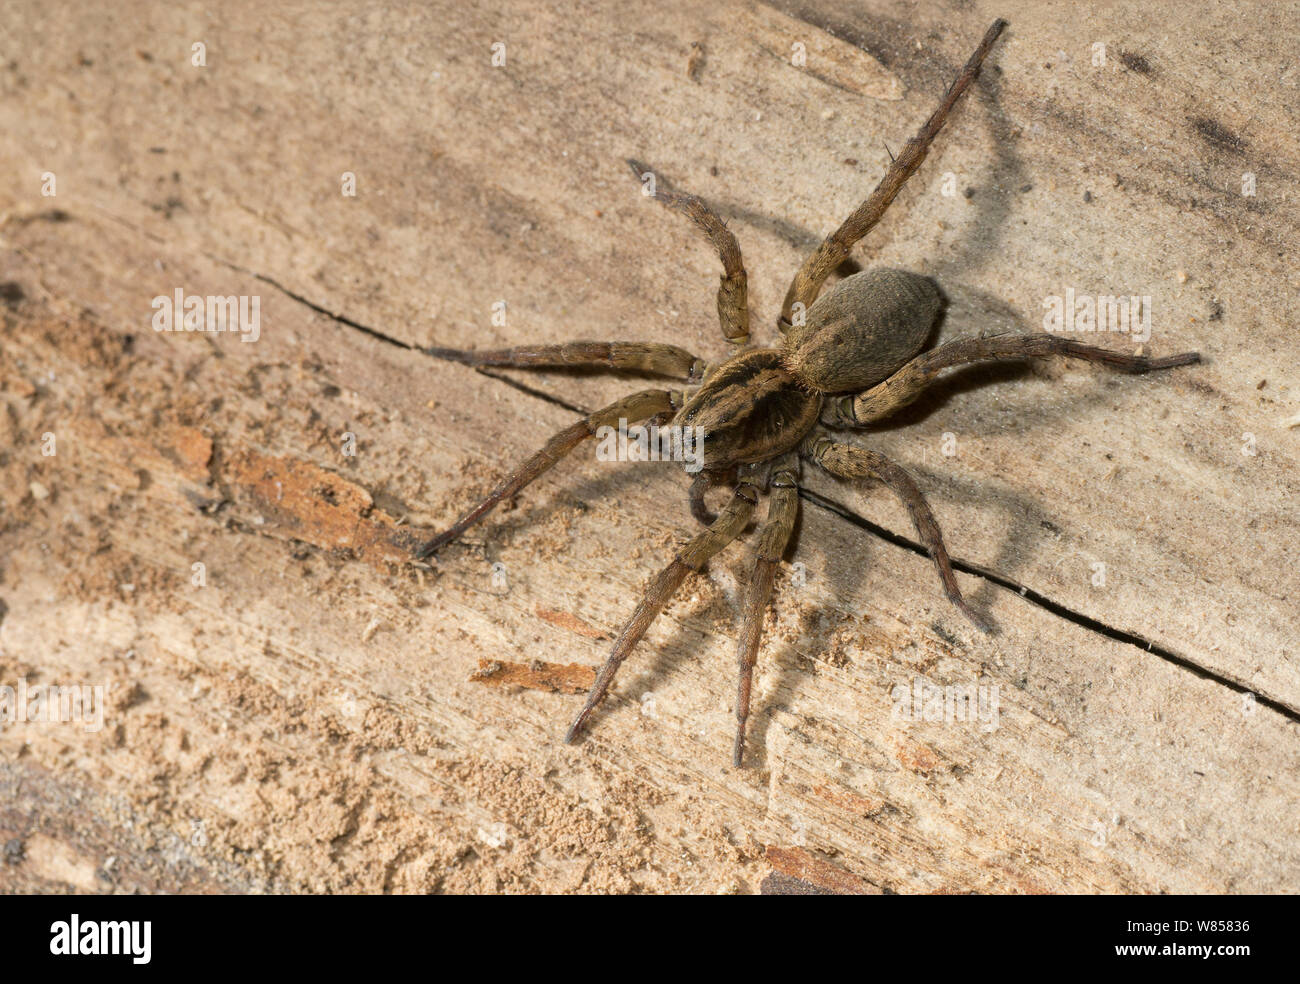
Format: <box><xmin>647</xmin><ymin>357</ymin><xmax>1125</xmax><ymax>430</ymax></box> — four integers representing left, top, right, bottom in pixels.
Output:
<box><xmin>674</xmin><ymin>348</ymin><xmax>822</xmax><ymax>471</ymax></box>
<box><xmin>784</xmin><ymin>267</ymin><xmax>940</xmax><ymax>393</ymax></box>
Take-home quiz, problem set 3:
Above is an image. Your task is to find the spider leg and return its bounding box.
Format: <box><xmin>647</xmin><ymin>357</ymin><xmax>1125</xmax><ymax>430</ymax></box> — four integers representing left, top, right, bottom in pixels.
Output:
<box><xmin>687</xmin><ymin>467</ymin><xmax>740</xmax><ymax>526</ymax></box>
<box><xmin>424</xmin><ymin>340</ymin><xmax>707</xmax><ymax>382</ymax></box>
<box><xmin>688</xmin><ymin>471</ymin><xmax>719</xmax><ymax>526</ymax></box>
<box><xmin>804</xmin><ymin>436</ymin><xmax>992</xmax><ymax>633</ymax></box>
<box><xmin>416</xmin><ymin>388</ymin><xmax>682</xmax><ymax>558</ymax></box>
<box><xmin>779</xmin><ymin>18</ymin><xmax>1007</xmax><ymax>328</ymax></box>
<box><xmin>825</xmin><ymin>334</ymin><xmax>1201</xmax><ymax>426</ymax></box>
<box><xmin>627</xmin><ymin>159</ymin><xmax>751</xmax><ymax>346</ymax></box>
<box><xmin>565</xmin><ymin>481</ymin><xmax>760</xmax><ymax>744</ymax></box>
<box><xmin>733</xmin><ymin>455</ymin><xmax>800</xmax><ymax>767</ymax></box>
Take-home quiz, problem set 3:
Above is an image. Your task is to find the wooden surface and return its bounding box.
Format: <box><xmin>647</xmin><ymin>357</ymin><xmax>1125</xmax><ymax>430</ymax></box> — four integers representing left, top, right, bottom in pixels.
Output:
<box><xmin>1</xmin><ymin>0</ymin><xmax>1297</xmax><ymax>893</ymax></box>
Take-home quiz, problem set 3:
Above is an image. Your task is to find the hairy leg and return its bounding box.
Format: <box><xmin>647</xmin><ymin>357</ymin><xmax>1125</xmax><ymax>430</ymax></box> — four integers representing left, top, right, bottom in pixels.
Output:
<box><xmin>417</xmin><ymin>388</ymin><xmax>682</xmax><ymax>558</ymax></box>
<box><xmin>780</xmin><ymin>18</ymin><xmax>1007</xmax><ymax>327</ymax></box>
<box><xmin>804</xmin><ymin>437</ymin><xmax>992</xmax><ymax>633</ymax></box>
<box><xmin>688</xmin><ymin>471</ymin><xmax>718</xmax><ymax>526</ymax></box>
<box><xmin>425</xmin><ymin>340</ymin><xmax>707</xmax><ymax>382</ymax></box>
<box><xmin>825</xmin><ymin>333</ymin><xmax>1201</xmax><ymax>426</ymax></box>
<box><xmin>628</xmin><ymin>159</ymin><xmax>750</xmax><ymax>346</ymax></box>
<box><xmin>733</xmin><ymin>455</ymin><xmax>799</xmax><ymax>767</ymax></box>
<box><xmin>565</xmin><ymin>481</ymin><xmax>759</xmax><ymax>743</ymax></box>
<box><xmin>687</xmin><ymin>467</ymin><xmax>740</xmax><ymax>526</ymax></box>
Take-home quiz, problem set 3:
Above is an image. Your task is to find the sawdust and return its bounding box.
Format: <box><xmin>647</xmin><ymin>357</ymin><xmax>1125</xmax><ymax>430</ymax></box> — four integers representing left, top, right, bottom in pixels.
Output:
<box><xmin>0</xmin><ymin>308</ymin><xmax>775</xmax><ymax>894</ymax></box>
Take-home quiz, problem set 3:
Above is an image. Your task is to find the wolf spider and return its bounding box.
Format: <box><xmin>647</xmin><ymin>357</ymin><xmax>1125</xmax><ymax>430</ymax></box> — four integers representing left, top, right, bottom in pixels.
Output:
<box><xmin>419</xmin><ymin>18</ymin><xmax>1199</xmax><ymax>766</ymax></box>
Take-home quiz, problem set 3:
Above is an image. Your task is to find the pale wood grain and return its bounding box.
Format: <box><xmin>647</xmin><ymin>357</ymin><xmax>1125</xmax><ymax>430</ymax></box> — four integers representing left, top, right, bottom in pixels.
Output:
<box><xmin>1</xmin><ymin>0</ymin><xmax>1297</xmax><ymax>893</ymax></box>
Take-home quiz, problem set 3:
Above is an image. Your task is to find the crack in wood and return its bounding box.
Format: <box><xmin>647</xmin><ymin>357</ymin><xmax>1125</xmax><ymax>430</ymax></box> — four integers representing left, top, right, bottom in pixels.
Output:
<box><xmin>194</xmin><ymin>255</ymin><xmax>1300</xmax><ymax>724</ymax></box>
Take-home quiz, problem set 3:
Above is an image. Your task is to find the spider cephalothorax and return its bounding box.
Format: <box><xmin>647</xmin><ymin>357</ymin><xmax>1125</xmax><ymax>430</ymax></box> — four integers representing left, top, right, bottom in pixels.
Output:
<box><xmin>418</xmin><ymin>18</ymin><xmax>1200</xmax><ymax>766</ymax></box>
<box><xmin>674</xmin><ymin>348</ymin><xmax>822</xmax><ymax>470</ymax></box>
